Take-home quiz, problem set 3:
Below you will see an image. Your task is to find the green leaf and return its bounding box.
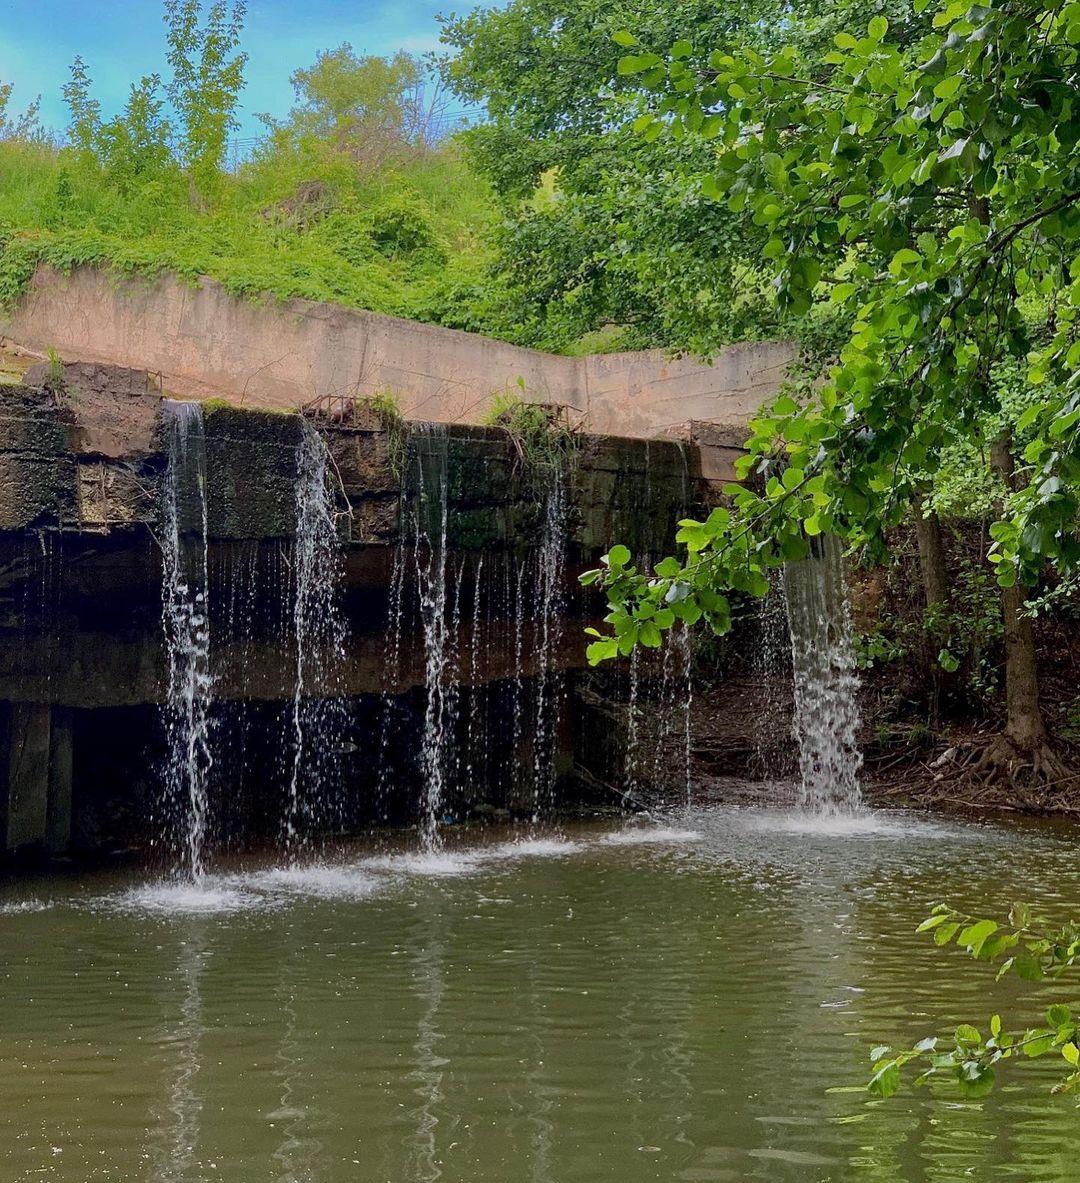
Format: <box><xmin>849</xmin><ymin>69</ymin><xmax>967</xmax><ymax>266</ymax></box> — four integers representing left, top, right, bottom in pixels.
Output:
<box><xmin>639</xmin><ymin>621</ymin><xmax>662</xmax><ymax>648</ymax></box>
<box><xmin>938</xmin><ymin>649</ymin><xmax>960</xmax><ymax>673</ymax></box>
<box><xmin>934</xmin><ymin>922</ymin><xmax>961</xmax><ymax>946</ymax></box>
<box><xmin>612</xmin><ymin>29</ymin><xmax>639</xmax><ymax>47</ymax></box>
<box><xmin>587</xmin><ymin>639</ymin><xmax>618</xmax><ymax>665</ymax></box>
<box><xmin>957</xmin><ymin>1062</ymin><xmax>995</xmax><ymax>1098</ymax></box>
<box><xmin>617</xmin><ymin>53</ymin><xmax>662</xmax><ymax>75</ymax></box>
<box><xmin>606</xmin><ymin>544</ymin><xmax>631</xmax><ymax>568</ymax></box>
<box><xmin>868</xmin><ymin>1061</ymin><xmax>901</xmax><ymax>1097</ymax></box>
<box><xmin>1014</xmin><ymin>953</ymin><xmax>1044</xmax><ymax>981</ymax></box>
<box><xmin>958</xmin><ymin>919</ymin><xmax>998</xmax><ymax>956</ymax></box>
<box><xmin>868</xmin><ymin>15</ymin><xmax>888</xmax><ymax>41</ymax></box>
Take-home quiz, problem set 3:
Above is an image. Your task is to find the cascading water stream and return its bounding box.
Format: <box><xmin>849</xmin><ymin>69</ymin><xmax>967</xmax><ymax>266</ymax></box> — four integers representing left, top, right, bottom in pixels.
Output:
<box><xmin>530</xmin><ymin>469</ymin><xmax>567</xmax><ymax>822</ymax></box>
<box><xmin>783</xmin><ymin>534</ymin><xmax>863</xmax><ymax>814</ymax></box>
<box><xmin>754</xmin><ymin>569</ymin><xmax>794</xmax><ymax>781</ymax></box>
<box><xmin>285</xmin><ymin>419</ymin><xmax>349</xmax><ymax>860</ymax></box>
<box><xmin>159</xmin><ymin>401</ymin><xmax>214</xmax><ymax>881</ymax></box>
<box><xmin>410</xmin><ymin>425</ymin><xmax>452</xmax><ymax>851</ymax></box>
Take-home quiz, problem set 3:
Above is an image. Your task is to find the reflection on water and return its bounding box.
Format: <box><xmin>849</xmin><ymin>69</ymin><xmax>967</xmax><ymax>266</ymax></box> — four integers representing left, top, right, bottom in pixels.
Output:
<box><xmin>2</xmin><ymin>806</ymin><xmax>1080</xmax><ymax>1182</ymax></box>
<box><xmin>270</xmin><ymin>961</ymin><xmax>323</xmax><ymax>1183</ymax></box>
<box><xmin>151</xmin><ymin>935</ymin><xmax>207</xmax><ymax>1183</ymax></box>
<box><xmin>407</xmin><ymin>934</ymin><xmax>447</xmax><ymax>1183</ymax></box>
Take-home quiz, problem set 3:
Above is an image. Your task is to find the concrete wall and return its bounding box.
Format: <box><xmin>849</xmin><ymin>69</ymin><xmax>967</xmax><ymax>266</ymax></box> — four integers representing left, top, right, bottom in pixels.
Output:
<box><xmin>1</xmin><ymin>266</ymin><xmax>794</xmax><ymax>437</ymax></box>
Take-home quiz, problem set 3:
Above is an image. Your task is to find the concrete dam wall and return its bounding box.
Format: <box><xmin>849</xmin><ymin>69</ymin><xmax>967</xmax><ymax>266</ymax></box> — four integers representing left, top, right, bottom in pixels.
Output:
<box><xmin>1</xmin><ymin>265</ymin><xmax>794</xmax><ymax>439</ymax></box>
<box><xmin>0</xmin><ymin>363</ymin><xmax>706</xmax><ymax>863</ymax></box>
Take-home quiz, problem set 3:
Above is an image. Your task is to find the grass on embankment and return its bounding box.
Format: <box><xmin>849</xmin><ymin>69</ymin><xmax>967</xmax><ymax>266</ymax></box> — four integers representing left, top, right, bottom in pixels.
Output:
<box><xmin>0</xmin><ymin>135</ymin><xmax>501</xmax><ymax>328</ymax></box>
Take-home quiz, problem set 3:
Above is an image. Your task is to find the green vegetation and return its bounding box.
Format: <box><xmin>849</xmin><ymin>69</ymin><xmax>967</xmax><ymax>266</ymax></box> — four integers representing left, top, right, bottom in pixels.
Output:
<box><xmin>0</xmin><ymin>7</ymin><xmax>498</xmax><ymax>326</ymax></box>
<box><xmin>581</xmin><ymin>0</ymin><xmax>1079</xmax><ymax>779</ymax></box>
<box><xmin>871</xmin><ymin>901</ymin><xmax>1080</xmax><ymax>1099</ymax></box>
<box><xmin>484</xmin><ymin>388</ymin><xmax>579</xmax><ymax>477</ymax></box>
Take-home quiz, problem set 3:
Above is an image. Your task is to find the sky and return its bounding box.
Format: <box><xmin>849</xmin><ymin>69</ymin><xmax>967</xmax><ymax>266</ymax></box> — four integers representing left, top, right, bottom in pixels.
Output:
<box><xmin>0</xmin><ymin>0</ymin><xmax>480</xmax><ymax>140</ymax></box>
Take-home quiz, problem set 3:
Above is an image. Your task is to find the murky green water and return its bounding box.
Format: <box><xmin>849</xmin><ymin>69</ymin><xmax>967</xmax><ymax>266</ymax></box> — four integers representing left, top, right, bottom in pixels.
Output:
<box><xmin>2</xmin><ymin>805</ymin><xmax>1079</xmax><ymax>1182</ymax></box>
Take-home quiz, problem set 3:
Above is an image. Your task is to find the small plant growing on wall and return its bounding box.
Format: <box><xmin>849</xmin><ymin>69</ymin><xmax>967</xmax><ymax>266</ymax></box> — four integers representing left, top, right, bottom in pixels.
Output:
<box><xmin>356</xmin><ymin>390</ymin><xmax>408</xmax><ymax>482</ymax></box>
<box><xmin>483</xmin><ymin>381</ymin><xmax>578</xmax><ymax>480</ymax></box>
<box><xmin>44</xmin><ymin>346</ymin><xmax>78</xmax><ymax>411</ymax></box>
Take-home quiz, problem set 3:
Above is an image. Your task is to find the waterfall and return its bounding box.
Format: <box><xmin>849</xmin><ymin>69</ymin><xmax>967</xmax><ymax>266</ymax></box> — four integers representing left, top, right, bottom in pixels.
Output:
<box><xmin>159</xmin><ymin>401</ymin><xmax>214</xmax><ymax>880</ymax></box>
<box><xmin>285</xmin><ymin>419</ymin><xmax>349</xmax><ymax>858</ymax></box>
<box><xmin>374</xmin><ymin>541</ymin><xmax>407</xmax><ymax>818</ymax></box>
<box><xmin>783</xmin><ymin>534</ymin><xmax>863</xmax><ymax>814</ymax></box>
<box><xmin>754</xmin><ymin>570</ymin><xmax>794</xmax><ymax>780</ymax></box>
<box><xmin>651</xmin><ymin>623</ymin><xmax>694</xmax><ymax>805</ymax></box>
<box><xmin>409</xmin><ymin>425</ymin><xmax>452</xmax><ymax>850</ymax></box>
<box><xmin>530</xmin><ymin>471</ymin><xmax>566</xmax><ymax>821</ymax></box>
<box><xmin>462</xmin><ymin>556</ymin><xmax>485</xmax><ymax>794</ymax></box>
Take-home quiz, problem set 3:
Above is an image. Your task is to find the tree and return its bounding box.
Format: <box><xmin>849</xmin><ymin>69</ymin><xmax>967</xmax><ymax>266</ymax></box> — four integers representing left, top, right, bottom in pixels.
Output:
<box><xmin>438</xmin><ymin>0</ymin><xmax>794</xmax><ymax>352</ymax></box>
<box><xmin>62</xmin><ymin>57</ymin><xmax>173</xmax><ymax>194</ymax></box>
<box><xmin>62</xmin><ymin>57</ymin><xmax>100</xmax><ymax>155</ymax></box>
<box><xmin>272</xmin><ymin>47</ymin><xmax>427</xmax><ymax>158</ymax></box>
<box><xmin>583</xmin><ymin>0</ymin><xmax>1080</xmax><ymax>784</ymax></box>
<box><xmin>96</xmin><ymin>76</ymin><xmax>174</xmax><ymax>194</ymax></box>
<box><xmin>438</xmin><ymin>0</ymin><xmax>935</xmax><ymax>352</ymax></box>
<box><xmin>0</xmin><ymin>82</ymin><xmax>45</xmax><ymax>143</ymax></box>
<box><xmin>164</xmin><ymin>0</ymin><xmax>247</xmax><ymax>203</ymax></box>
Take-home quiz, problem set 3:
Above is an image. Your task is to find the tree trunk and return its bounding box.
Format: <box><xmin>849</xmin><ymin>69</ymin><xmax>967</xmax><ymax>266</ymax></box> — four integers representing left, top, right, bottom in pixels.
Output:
<box><xmin>913</xmin><ymin>495</ymin><xmax>950</xmax><ymax>725</ymax></box>
<box><xmin>914</xmin><ymin>501</ymin><xmax>949</xmax><ymax>609</ymax></box>
<box><xmin>988</xmin><ymin>434</ymin><xmax>1046</xmax><ymax>750</ymax></box>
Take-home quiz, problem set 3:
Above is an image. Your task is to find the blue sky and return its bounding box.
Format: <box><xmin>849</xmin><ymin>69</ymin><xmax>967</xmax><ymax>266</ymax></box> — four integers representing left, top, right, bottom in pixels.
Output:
<box><xmin>0</xmin><ymin>0</ymin><xmax>477</xmax><ymax>139</ymax></box>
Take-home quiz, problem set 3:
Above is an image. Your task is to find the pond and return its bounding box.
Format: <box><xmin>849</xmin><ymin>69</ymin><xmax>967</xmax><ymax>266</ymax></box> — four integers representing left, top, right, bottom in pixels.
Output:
<box><xmin>1</xmin><ymin>804</ymin><xmax>1076</xmax><ymax>1182</ymax></box>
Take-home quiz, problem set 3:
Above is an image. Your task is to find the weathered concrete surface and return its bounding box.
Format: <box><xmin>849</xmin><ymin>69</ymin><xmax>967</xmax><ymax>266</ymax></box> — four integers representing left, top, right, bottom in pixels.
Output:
<box><xmin>1</xmin><ymin>265</ymin><xmax>794</xmax><ymax>437</ymax></box>
<box><xmin>4</xmin><ymin>703</ymin><xmax>51</xmax><ymax>851</ymax></box>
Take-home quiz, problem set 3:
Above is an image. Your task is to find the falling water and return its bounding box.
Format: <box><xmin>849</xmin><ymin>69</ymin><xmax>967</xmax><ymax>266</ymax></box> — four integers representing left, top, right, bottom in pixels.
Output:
<box><xmin>754</xmin><ymin>569</ymin><xmax>794</xmax><ymax>781</ymax></box>
<box><xmin>530</xmin><ymin>470</ymin><xmax>567</xmax><ymax>821</ymax></box>
<box><xmin>410</xmin><ymin>425</ymin><xmax>452</xmax><ymax>850</ymax></box>
<box><xmin>783</xmin><ymin>534</ymin><xmax>863</xmax><ymax>814</ymax></box>
<box><xmin>285</xmin><ymin>419</ymin><xmax>349</xmax><ymax>858</ymax></box>
<box><xmin>160</xmin><ymin>401</ymin><xmax>214</xmax><ymax>881</ymax></box>
<box><xmin>375</xmin><ymin>541</ymin><xmax>408</xmax><ymax>815</ymax></box>
<box><xmin>674</xmin><ymin>623</ymin><xmax>694</xmax><ymax>805</ymax></box>
<box><xmin>462</xmin><ymin>556</ymin><xmax>485</xmax><ymax>794</ymax></box>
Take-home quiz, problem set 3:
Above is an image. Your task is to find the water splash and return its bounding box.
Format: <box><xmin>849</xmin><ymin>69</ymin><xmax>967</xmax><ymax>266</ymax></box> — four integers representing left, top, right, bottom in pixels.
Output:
<box><xmin>285</xmin><ymin>419</ymin><xmax>349</xmax><ymax>859</ymax></box>
<box><xmin>160</xmin><ymin>401</ymin><xmax>214</xmax><ymax>881</ymax></box>
<box><xmin>783</xmin><ymin>534</ymin><xmax>863</xmax><ymax>814</ymax></box>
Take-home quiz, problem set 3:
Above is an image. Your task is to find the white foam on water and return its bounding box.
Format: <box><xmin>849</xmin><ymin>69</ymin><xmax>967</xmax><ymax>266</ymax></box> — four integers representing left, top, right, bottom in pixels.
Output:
<box><xmin>241</xmin><ymin>864</ymin><xmax>383</xmax><ymax>901</ymax></box>
<box><xmin>369</xmin><ymin>850</ymin><xmax>486</xmax><ymax>878</ymax></box>
<box><xmin>486</xmin><ymin>837</ymin><xmax>583</xmax><ymax>859</ymax></box>
<box><xmin>600</xmin><ymin>827</ymin><xmax>704</xmax><ymax>847</ymax></box>
<box><xmin>0</xmin><ymin>899</ymin><xmax>53</xmax><ymax>915</ymax></box>
<box><xmin>734</xmin><ymin>808</ymin><xmax>957</xmax><ymax>840</ymax></box>
<box><xmin>106</xmin><ymin>881</ymin><xmax>268</xmax><ymax>916</ymax></box>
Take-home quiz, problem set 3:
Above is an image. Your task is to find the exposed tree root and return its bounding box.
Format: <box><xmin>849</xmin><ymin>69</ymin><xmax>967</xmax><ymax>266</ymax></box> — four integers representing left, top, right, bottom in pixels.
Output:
<box><xmin>973</xmin><ymin>734</ymin><xmax>1074</xmax><ymax>788</ymax></box>
<box><xmin>867</xmin><ymin>731</ymin><xmax>1080</xmax><ymax>814</ymax></box>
